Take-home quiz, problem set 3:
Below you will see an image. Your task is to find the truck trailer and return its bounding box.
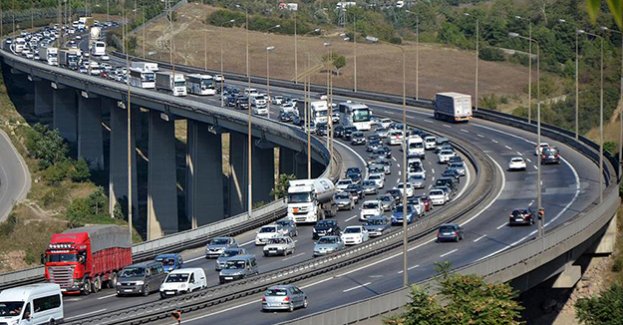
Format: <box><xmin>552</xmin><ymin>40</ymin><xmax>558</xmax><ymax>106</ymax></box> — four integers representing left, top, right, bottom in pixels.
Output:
<box><xmin>59</xmin><ymin>48</ymin><xmax>81</xmax><ymax>70</ymax></box>
<box><xmin>38</xmin><ymin>47</ymin><xmax>58</xmax><ymax>66</ymax></box>
<box><xmin>433</xmin><ymin>92</ymin><xmax>472</xmax><ymax>122</ymax></box>
<box><xmin>131</xmin><ymin>61</ymin><xmax>159</xmax><ymax>72</ymax></box>
<box><xmin>287</xmin><ymin>178</ymin><xmax>336</xmax><ymax>223</ymax></box>
<box><xmin>44</xmin><ymin>225</ymin><xmax>132</xmax><ymax>294</ymax></box>
<box><xmin>156</xmin><ymin>71</ymin><xmax>187</xmax><ymax>97</ymax></box>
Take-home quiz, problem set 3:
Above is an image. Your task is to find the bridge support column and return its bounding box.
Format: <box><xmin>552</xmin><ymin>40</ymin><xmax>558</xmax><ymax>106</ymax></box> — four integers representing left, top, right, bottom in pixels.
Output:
<box><xmin>592</xmin><ymin>215</ymin><xmax>618</xmax><ymax>254</ymax></box>
<box><xmin>77</xmin><ymin>93</ymin><xmax>103</xmax><ymax>170</ymax></box>
<box><xmin>147</xmin><ymin>110</ymin><xmax>178</xmax><ymax>240</ymax></box>
<box><xmin>552</xmin><ymin>264</ymin><xmax>582</xmax><ymax>289</ymax></box>
<box><xmin>228</xmin><ymin>132</ymin><xmax>248</xmax><ymax>217</ymax></box>
<box><xmin>186</xmin><ymin>121</ymin><xmax>223</xmax><ymax>228</ymax></box>
<box><xmin>252</xmin><ymin>140</ymin><xmax>275</xmax><ymax>204</ymax></box>
<box><xmin>33</xmin><ymin>80</ymin><xmax>53</xmax><ymax>116</ymax></box>
<box><xmin>279</xmin><ymin>147</ymin><xmax>307</xmax><ymax>180</ymax></box>
<box><xmin>108</xmin><ymin>98</ymin><xmax>139</xmax><ymax>222</ymax></box>
<box><xmin>52</xmin><ymin>87</ymin><xmax>77</xmax><ymax>143</ymax></box>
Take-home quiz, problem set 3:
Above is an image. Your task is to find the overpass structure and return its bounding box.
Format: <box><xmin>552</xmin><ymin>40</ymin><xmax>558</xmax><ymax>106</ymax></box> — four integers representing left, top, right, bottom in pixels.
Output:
<box><xmin>0</xmin><ymin>45</ymin><xmax>620</xmax><ymax>324</ymax></box>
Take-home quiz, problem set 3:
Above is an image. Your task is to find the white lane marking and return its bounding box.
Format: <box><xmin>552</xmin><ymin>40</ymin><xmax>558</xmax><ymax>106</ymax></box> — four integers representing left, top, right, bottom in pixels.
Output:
<box><xmin>96</xmin><ymin>293</ymin><xmax>116</xmax><ymax>300</ymax></box>
<box><xmin>443</xmin><ymin>124</ymin><xmax>451</xmax><ymax>128</ymax></box>
<box><xmin>459</xmin><ymin>154</ymin><xmax>506</xmax><ymax>227</ymax></box>
<box><xmin>461</xmin><ymin>129</ymin><xmax>469</xmax><ymax>133</ymax></box>
<box><xmin>180</xmin><ymin>299</ymin><xmax>257</xmax><ymax>323</ymax></box>
<box><xmin>533</xmin><ymin>165</ymin><xmax>538</xmax><ymax>170</ymax></box>
<box><xmin>432</xmin><ymin>169</ymin><xmax>435</xmax><ymax>174</ymax></box>
<box><xmin>453</xmin><ymin>157</ymin><xmax>471</xmax><ymax>200</ymax></box>
<box><xmin>282</xmin><ymin>252</ymin><xmax>305</xmax><ymax>261</ymax></box>
<box><xmin>505</xmin><ymin>145</ymin><xmax>513</xmax><ymax>150</ymax></box>
<box><xmin>334</xmin><ymin>140</ymin><xmax>369</xmax><ymax>179</ymax></box>
<box><xmin>517</xmin><ymin>151</ymin><xmax>523</xmax><ymax>156</ymax></box>
<box><xmin>343</xmin><ymin>282</ymin><xmax>372</xmax><ymax>293</ymax></box>
<box><xmin>473</xmin><ymin>235</ymin><xmax>487</xmax><ymax>242</ymax></box>
<box><xmin>186</xmin><ymin>255</ymin><xmax>205</xmax><ymax>263</ymax></box>
<box><xmin>492</xmin><ymin>139</ymin><xmax>499</xmax><ymax>144</ymax></box>
<box><xmin>528</xmin><ymin>200</ymin><xmax>534</xmax><ymax>207</ymax></box>
<box><xmin>477</xmin><ymin>134</ymin><xmax>485</xmax><ymax>138</ymax></box>
<box><xmin>496</xmin><ymin>222</ymin><xmax>507</xmax><ymax>230</ymax></box>
<box><xmin>423</xmin><ymin>119</ymin><xmax>433</xmax><ymax>123</ymax></box>
<box><xmin>440</xmin><ymin>249</ymin><xmax>458</xmax><ymax>258</ymax></box>
<box><xmin>345</xmin><ymin>215</ymin><xmax>359</xmax><ymax>222</ymax></box>
<box><xmin>240</xmin><ymin>240</ymin><xmax>255</xmax><ymax>247</ymax></box>
<box><xmin>526</xmin><ymin>158</ymin><xmax>532</xmax><ymax>163</ymax></box>
<box><xmin>65</xmin><ymin>309</ymin><xmax>107</xmax><ymax>320</ymax></box>
<box><xmin>392</xmin><ymin>157</ymin><xmax>397</xmax><ymax>162</ymax></box>
<box><xmin>300</xmin><ymin>277</ymin><xmax>334</xmax><ymax>289</ymax></box>
<box><xmin>397</xmin><ymin>265</ymin><xmax>420</xmax><ymax>274</ymax></box>
<box><xmin>398</xmin><ymin>171</ymin><xmax>401</xmax><ymax>176</ymax></box>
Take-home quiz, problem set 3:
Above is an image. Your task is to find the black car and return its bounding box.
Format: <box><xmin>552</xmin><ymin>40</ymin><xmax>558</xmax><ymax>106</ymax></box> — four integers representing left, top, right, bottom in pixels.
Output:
<box><xmin>316</xmin><ymin>123</ymin><xmax>328</xmax><ymax>136</ymax></box>
<box><xmin>236</xmin><ymin>95</ymin><xmax>249</xmax><ymax>110</ymax></box>
<box><xmin>333</xmin><ymin>125</ymin><xmax>345</xmax><ymax>138</ymax></box>
<box><xmin>351</xmin><ymin>131</ymin><xmax>366</xmax><ymax>145</ymax></box>
<box><xmin>291</xmin><ymin>114</ymin><xmax>304</xmax><ymax>126</ymax></box>
<box><xmin>386</xmin><ymin>189</ymin><xmax>402</xmax><ymax>203</ymax></box>
<box><xmin>374</xmin><ymin>146</ymin><xmax>392</xmax><ymax>159</ymax></box>
<box><xmin>435</xmin><ymin>177</ymin><xmax>457</xmax><ymax>192</ymax></box>
<box><xmin>345</xmin><ymin>167</ymin><xmax>362</xmax><ymax>184</ymax></box>
<box><xmin>441</xmin><ymin>168</ymin><xmax>461</xmax><ymax>181</ymax></box>
<box><xmin>343</xmin><ymin>126</ymin><xmax>358</xmax><ymax>141</ymax></box>
<box><xmin>345</xmin><ymin>183</ymin><xmax>364</xmax><ymax>201</ymax></box>
<box><xmin>448</xmin><ymin>156</ymin><xmax>463</xmax><ymax>164</ymax></box>
<box><xmin>312</xmin><ymin>219</ymin><xmax>341</xmax><ymax>240</ymax></box>
<box><xmin>541</xmin><ymin>147</ymin><xmax>560</xmax><ymax>165</ymax></box>
<box><xmin>508</xmin><ymin>208</ymin><xmax>535</xmax><ymax>226</ymax></box>
<box><xmin>279</xmin><ymin>112</ymin><xmax>294</xmax><ymax>122</ymax></box>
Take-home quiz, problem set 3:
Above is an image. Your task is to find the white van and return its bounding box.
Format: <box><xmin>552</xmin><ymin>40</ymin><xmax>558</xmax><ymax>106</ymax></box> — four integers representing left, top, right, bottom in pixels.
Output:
<box><xmin>159</xmin><ymin>268</ymin><xmax>207</xmax><ymax>298</ymax></box>
<box><xmin>407</xmin><ymin>136</ymin><xmax>425</xmax><ymax>158</ymax></box>
<box><xmin>0</xmin><ymin>283</ymin><xmax>64</xmax><ymax>325</ymax></box>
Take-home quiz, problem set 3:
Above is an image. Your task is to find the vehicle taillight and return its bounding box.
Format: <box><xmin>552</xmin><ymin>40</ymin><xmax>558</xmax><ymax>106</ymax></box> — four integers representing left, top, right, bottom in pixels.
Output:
<box><xmin>454</xmin><ymin>231</ymin><xmax>459</xmax><ymax>237</ymax></box>
<box><xmin>283</xmin><ymin>296</ymin><xmax>290</xmax><ymax>302</ymax></box>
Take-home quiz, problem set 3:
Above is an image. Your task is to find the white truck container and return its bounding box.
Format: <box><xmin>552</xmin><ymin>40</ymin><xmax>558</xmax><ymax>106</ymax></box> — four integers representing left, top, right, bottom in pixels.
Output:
<box><xmin>89</xmin><ymin>27</ymin><xmax>101</xmax><ymax>48</ymax></box>
<box><xmin>287</xmin><ymin>178</ymin><xmax>337</xmax><ymax>223</ymax></box>
<box><xmin>156</xmin><ymin>71</ymin><xmax>187</xmax><ymax>97</ymax></box>
<box><xmin>0</xmin><ymin>283</ymin><xmax>64</xmax><ymax>325</ymax></box>
<box><xmin>59</xmin><ymin>48</ymin><xmax>81</xmax><ymax>69</ymax></box>
<box><xmin>131</xmin><ymin>61</ymin><xmax>159</xmax><ymax>72</ymax></box>
<box><xmin>38</xmin><ymin>47</ymin><xmax>59</xmax><ymax>65</ymax></box>
<box><xmin>310</xmin><ymin>100</ymin><xmax>329</xmax><ymax>124</ymax></box>
<box><xmin>433</xmin><ymin>92</ymin><xmax>472</xmax><ymax>122</ymax></box>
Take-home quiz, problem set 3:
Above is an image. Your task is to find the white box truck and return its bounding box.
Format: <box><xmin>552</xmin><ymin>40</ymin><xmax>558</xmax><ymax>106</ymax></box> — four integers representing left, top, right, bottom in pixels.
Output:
<box><xmin>433</xmin><ymin>92</ymin><xmax>472</xmax><ymax>122</ymax></box>
<box><xmin>38</xmin><ymin>46</ymin><xmax>58</xmax><ymax>65</ymax></box>
<box><xmin>131</xmin><ymin>61</ymin><xmax>159</xmax><ymax>72</ymax></box>
<box><xmin>156</xmin><ymin>71</ymin><xmax>187</xmax><ymax>97</ymax></box>
<box><xmin>287</xmin><ymin>178</ymin><xmax>336</xmax><ymax>223</ymax></box>
<box><xmin>310</xmin><ymin>100</ymin><xmax>329</xmax><ymax>124</ymax></box>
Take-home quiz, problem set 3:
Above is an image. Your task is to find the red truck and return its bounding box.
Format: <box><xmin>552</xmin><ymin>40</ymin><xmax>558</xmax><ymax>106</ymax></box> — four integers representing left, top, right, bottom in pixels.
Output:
<box><xmin>44</xmin><ymin>225</ymin><xmax>132</xmax><ymax>294</ymax></box>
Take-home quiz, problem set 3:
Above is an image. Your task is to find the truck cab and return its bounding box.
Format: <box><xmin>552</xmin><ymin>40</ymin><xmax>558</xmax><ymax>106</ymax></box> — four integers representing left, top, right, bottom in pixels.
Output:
<box><xmin>287</xmin><ymin>179</ymin><xmax>336</xmax><ymax>223</ymax></box>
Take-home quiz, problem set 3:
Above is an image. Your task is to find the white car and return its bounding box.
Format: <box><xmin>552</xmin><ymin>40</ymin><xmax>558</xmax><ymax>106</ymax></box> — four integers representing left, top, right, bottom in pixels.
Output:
<box><xmin>359</xmin><ymin>200</ymin><xmax>383</xmax><ymax>221</ymax></box>
<box><xmin>101</xmin><ymin>54</ymin><xmax>110</xmax><ymax>61</ymax></box>
<box><xmin>395</xmin><ymin>182</ymin><xmax>414</xmax><ymax>198</ymax></box>
<box><xmin>380</xmin><ymin>118</ymin><xmax>393</xmax><ymax>129</ymax></box>
<box><xmin>508</xmin><ymin>157</ymin><xmax>527</xmax><ymax>171</ymax></box>
<box><xmin>408</xmin><ymin>165</ymin><xmax>426</xmax><ymax>179</ymax></box>
<box><xmin>271</xmin><ymin>95</ymin><xmax>284</xmax><ymax>105</ymax></box>
<box><xmin>428</xmin><ymin>189</ymin><xmax>448</xmax><ymax>205</ymax></box>
<box><xmin>255</xmin><ymin>224</ymin><xmax>286</xmax><ymax>245</ymax></box>
<box><xmin>424</xmin><ymin>136</ymin><xmax>437</xmax><ymax>150</ymax></box>
<box><xmin>341</xmin><ymin>225</ymin><xmax>370</xmax><ymax>245</ymax></box>
<box><xmin>388</xmin><ymin>130</ymin><xmax>403</xmax><ymax>146</ymax></box>
<box><xmin>535</xmin><ymin>142</ymin><xmax>550</xmax><ymax>155</ymax></box>
<box><xmin>263</xmin><ymin>236</ymin><xmax>296</xmax><ymax>256</ymax></box>
<box><xmin>437</xmin><ymin>149</ymin><xmax>456</xmax><ymax>164</ymax></box>
<box><xmin>214</xmin><ymin>75</ymin><xmax>224</xmax><ymax>82</ymax></box>
<box><xmin>336</xmin><ymin>178</ymin><xmax>353</xmax><ymax>191</ymax></box>
<box><xmin>368</xmin><ymin>173</ymin><xmax>385</xmax><ymax>189</ymax></box>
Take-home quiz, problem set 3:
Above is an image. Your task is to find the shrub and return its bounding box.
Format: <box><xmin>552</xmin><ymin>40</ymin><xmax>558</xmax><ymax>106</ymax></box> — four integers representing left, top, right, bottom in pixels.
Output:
<box><xmin>70</xmin><ymin>159</ymin><xmax>91</xmax><ymax>182</ymax></box>
<box><xmin>479</xmin><ymin>46</ymin><xmax>505</xmax><ymax>61</ymax></box>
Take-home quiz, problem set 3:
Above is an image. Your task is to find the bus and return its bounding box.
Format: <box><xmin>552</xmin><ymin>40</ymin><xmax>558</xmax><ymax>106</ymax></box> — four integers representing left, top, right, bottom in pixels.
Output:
<box><xmin>91</xmin><ymin>41</ymin><xmax>106</xmax><ymax>56</ymax></box>
<box><xmin>128</xmin><ymin>68</ymin><xmax>156</xmax><ymax>89</ymax></box>
<box><xmin>186</xmin><ymin>74</ymin><xmax>216</xmax><ymax>96</ymax></box>
<box><xmin>338</xmin><ymin>101</ymin><xmax>372</xmax><ymax>131</ymax></box>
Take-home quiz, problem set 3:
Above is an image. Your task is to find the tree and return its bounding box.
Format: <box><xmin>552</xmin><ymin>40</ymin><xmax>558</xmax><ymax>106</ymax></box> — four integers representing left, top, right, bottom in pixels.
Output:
<box><xmin>575</xmin><ymin>284</ymin><xmax>623</xmax><ymax>325</ymax></box>
<box><xmin>322</xmin><ymin>52</ymin><xmax>347</xmax><ymax>76</ymax></box>
<box><xmin>385</xmin><ymin>272</ymin><xmax>524</xmax><ymax>325</ymax></box>
<box><xmin>271</xmin><ymin>174</ymin><xmax>296</xmax><ymax>199</ymax></box>
<box><xmin>24</xmin><ymin>124</ymin><xmax>68</xmax><ymax>169</ymax></box>
<box><xmin>586</xmin><ymin>0</ymin><xmax>622</xmax><ymax>30</ymax></box>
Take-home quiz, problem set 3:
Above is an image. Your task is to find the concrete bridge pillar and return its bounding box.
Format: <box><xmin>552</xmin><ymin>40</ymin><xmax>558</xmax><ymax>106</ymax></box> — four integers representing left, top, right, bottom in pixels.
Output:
<box><xmin>33</xmin><ymin>80</ymin><xmax>53</xmax><ymax>116</ymax></box>
<box><xmin>279</xmin><ymin>147</ymin><xmax>307</xmax><ymax>180</ymax></box>
<box><xmin>186</xmin><ymin>121</ymin><xmax>224</xmax><ymax>228</ymax></box>
<box><xmin>252</xmin><ymin>140</ymin><xmax>275</xmax><ymax>204</ymax></box>
<box><xmin>147</xmin><ymin>110</ymin><xmax>178</xmax><ymax>240</ymax></box>
<box><xmin>77</xmin><ymin>92</ymin><xmax>103</xmax><ymax>170</ymax></box>
<box><xmin>592</xmin><ymin>215</ymin><xmax>618</xmax><ymax>254</ymax></box>
<box><xmin>108</xmin><ymin>98</ymin><xmax>139</xmax><ymax>222</ymax></box>
<box><xmin>552</xmin><ymin>264</ymin><xmax>582</xmax><ymax>289</ymax></box>
<box><xmin>52</xmin><ymin>86</ymin><xmax>77</xmax><ymax>143</ymax></box>
<box><xmin>228</xmin><ymin>132</ymin><xmax>248</xmax><ymax>217</ymax></box>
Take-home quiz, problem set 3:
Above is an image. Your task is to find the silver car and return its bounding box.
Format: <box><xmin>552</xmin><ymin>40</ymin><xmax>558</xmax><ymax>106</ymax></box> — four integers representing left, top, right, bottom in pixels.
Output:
<box><xmin>379</xmin><ymin>194</ymin><xmax>395</xmax><ymax>212</ymax></box>
<box><xmin>206</xmin><ymin>237</ymin><xmax>238</xmax><ymax>259</ymax></box>
<box><xmin>408</xmin><ymin>174</ymin><xmax>426</xmax><ymax>189</ymax></box>
<box><xmin>448</xmin><ymin>161</ymin><xmax>466</xmax><ymax>176</ymax></box>
<box><xmin>215</xmin><ymin>247</ymin><xmax>246</xmax><ymax>271</ymax></box>
<box><xmin>313</xmin><ymin>235</ymin><xmax>345</xmax><ymax>257</ymax></box>
<box><xmin>263</xmin><ymin>236</ymin><xmax>296</xmax><ymax>256</ymax></box>
<box><xmin>364</xmin><ymin>215</ymin><xmax>391</xmax><ymax>237</ymax></box>
<box><xmin>261</xmin><ymin>285</ymin><xmax>308</xmax><ymax>312</ymax></box>
<box><xmin>335</xmin><ymin>192</ymin><xmax>354</xmax><ymax>210</ymax></box>
<box><xmin>362</xmin><ymin>180</ymin><xmax>378</xmax><ymax>195</ymax></box>
<box><xmin>275</xmin><ymin>219</ymin><xmax>298</xmax><ymax>237</ymax></box>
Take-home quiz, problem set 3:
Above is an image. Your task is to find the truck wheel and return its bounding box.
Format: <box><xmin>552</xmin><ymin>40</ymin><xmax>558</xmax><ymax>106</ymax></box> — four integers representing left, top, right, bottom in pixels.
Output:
<box><xmin>83</xmin><ymin>279</ymin><xmax>92</xmax><ymax>295</ymax></box>
<box><xmin>92</xmin><ymin>276</ymin><xmax>101</xmax><ymax>293</ymax></box>
<box><xmin>108</xmin><ymin>272</ymin><xmax>118</xmax><ymax>289</ymax></box>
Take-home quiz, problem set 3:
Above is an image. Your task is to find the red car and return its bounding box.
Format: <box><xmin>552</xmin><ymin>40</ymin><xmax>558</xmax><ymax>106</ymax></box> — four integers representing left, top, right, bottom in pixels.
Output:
<box><xmin>415</xmin><ymin>195</ymin><xmax>432</xmax><ymax>212</ymax></box>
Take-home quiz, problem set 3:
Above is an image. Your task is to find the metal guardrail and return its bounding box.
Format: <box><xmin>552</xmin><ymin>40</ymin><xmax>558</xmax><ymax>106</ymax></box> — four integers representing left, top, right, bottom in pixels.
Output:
<box><xmin>281</xmin><ymin>107</ymin><xmax>620</xmax><ymax>325</ymax></box>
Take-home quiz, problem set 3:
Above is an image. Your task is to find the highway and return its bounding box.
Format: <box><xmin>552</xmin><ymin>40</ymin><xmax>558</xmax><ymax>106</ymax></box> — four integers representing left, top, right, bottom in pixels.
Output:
<box><xmin>0</xmin><ymin>128</ymin><xmax>30</xmax><ymax>222</ymax></box>
<box><xmin>4</xmin><ymin>32</ymin><xmax>601</xmax><ymax>323</ymax></box>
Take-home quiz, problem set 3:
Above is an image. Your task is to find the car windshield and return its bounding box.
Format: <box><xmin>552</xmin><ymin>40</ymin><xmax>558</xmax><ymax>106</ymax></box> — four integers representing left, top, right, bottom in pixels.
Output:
<box><xmin>46</xmin><ymin>253</ymin><xmax>78</xmax><ymax>262</ymax></box>
<box><xmin>511</xmin><ymin>158</ymin><xmax>523</xmax><ymax>162</ymax></box>
<box><xmin>363</xmin><ymin>202</ymin><xmax>379</xmax><ymax>209</ymax></box>
<box><xmin>225</xmin><ymin>260</ymin><xmax>246</xmax><ymax>269</ymax></box>
<box><xmin>512</xmin><ymin>210</ymin><xmax>529</xmax><ymax>216</ymax></box>
<box><xmin>268</xmin><ymin>237</ymin><xmax>287</xmax><ymax>244</ymax></box>
<box><xmin>156</xmin><ymin>257</ymin><xmax>176</xmax><ymax>266</ymax></box>
<box><xmin>165</xmin><ymin>273</ymin><xmax>189</xmax><ymax>283</ymax></box>
<box><xmin>0</xmin><ymin>301</ymin><xmax>24</xmax><ymax>316</ymax></box>
<box><xmin>380</xmin><ymin>196</ymin><xmax>392</xmax><ymax>202</ymax></box>
<box><xmin>352</xmin><ymin>109</ymin><xmax>370</xmax><ymax>122</ymax></box>
<box><xmin>120</xmin><ymin>267</ymin><xmax>145</xmax><ymax>278</ymax></box>
<box><xmin>363</xmin><ymin>181</ymin><xmax>376</xmax><ymax>187</ymax></box>
<box><xmin>430</xmin><ymin>190</ymin><xmax>444</xmax><ymax>196</ymax></box>
<box><xmin>221</xmin><ymin>249</ymin><xmax>241</xmax><ymax>257</ymax></box>
<box><xmin>288</xmin><ymin>192</ymin><xmax>312</xmax><ymax>203</ymax></box>
<box><xmin>265</xmin><ymin>288</ymin><xmax>288</xmax><ymax>296</ymax></box>
<box><xmin>316</xmin><ymin>221</ymin><xmax>334</xmax><ymax>228</ymax></box>
<box><xmin>260</xmin><ymin>227</ymin><xmax>277</xmax><ymax>233</ymax></box>
<box><xmin>211</xmin><ymin>238</ymin><xmax>229</xmax><ymax>245</ymax></box>
<box><xmin>336</xmin><ymin>193</ymin><xmax>350</xmax><ymax>200</ymax></box>
<box><xmin>440</xmin><ymin>150</ymin><xmax>453</xmax><ymax>155</ymax></box>
<box><xmin>439</xmin><ymin>225</ymin><xmax>456</xmax><ymax>232</ymax></box>
<box><xmin>367</xmin><ymin>218</ymin><xmax>386</xmax><ymax>225</ymax></box>
<box><xmin>276</xmin><ymin>220</ymin><xmax>290</xmax><ymax>227</ymax></box>
<box><xmin>344</xmin><ymin>227</ymin><xmax>361</xmax><ymax>234</ymax></box>
<box><xmin>337</xmin><ymin>180</ymin><xmax>352</xmax><ymax>186</ymax></box>
<box><xmin>317</xmin><ymin>237</ymin><xmax>337</xmax><ymax>244</ymax></box>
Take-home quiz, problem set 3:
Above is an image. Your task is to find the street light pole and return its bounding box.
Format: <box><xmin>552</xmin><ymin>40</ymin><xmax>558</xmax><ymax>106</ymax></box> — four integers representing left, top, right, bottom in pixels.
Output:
<box><xmin>465</xmin><ymin>13</ymin><xmax>479</xmax><ymax>109</ymax></box>
<box><xmin>294</xmin><ymin>13</ymin><xmax>297</xmax><ymax>84</ymax></box>
<box><xmin>220</xmin><ymin>19</ymin><xmax>236</xmax><ymax>107</ymax></box>
<box><xmin>601</xmin><ymin>26</ymin><xmax>623</xmax><ymax>179</ymax></box>
<box><xmin>264</xmin><ymin>25</ymin><xmax>281</xmax><ymax>118</ymax></box>
<box><xmin>353</xmin><ymin>13</ymin><xmax>357</xmax><ymax>92</ymax></box>
<box><xmin>306</xmin><ymin>53</ymin><xmax>312</xmax><ymax>178</ymax></box>
<box><xmin>509</xmin><ymin>32</ymin><xmax>542</xmax><ymax>240</ymax></box>
<box><xmin>516</xmin><ymin>16</ymin><xmax>532</xmax><ymax>123</ymax></box>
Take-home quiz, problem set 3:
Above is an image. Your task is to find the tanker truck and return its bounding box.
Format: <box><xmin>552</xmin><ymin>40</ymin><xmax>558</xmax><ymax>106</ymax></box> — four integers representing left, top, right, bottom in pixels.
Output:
<box><xmin>287</xmin><ymin>178</ymin><xmax>337</xmax><ymax>224</ymax></box>
<box><xmin>44</xmin><ymin>225</ymin><xmax>132</xmax><ymax>294</ymax></box>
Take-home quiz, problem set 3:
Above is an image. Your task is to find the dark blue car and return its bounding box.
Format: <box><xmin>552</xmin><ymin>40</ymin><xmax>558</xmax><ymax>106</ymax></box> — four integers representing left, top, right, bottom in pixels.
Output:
<box><xmin>155</xmin><ymin>253</ymin><xmax>184</xmax><ymax>273</ymax></box>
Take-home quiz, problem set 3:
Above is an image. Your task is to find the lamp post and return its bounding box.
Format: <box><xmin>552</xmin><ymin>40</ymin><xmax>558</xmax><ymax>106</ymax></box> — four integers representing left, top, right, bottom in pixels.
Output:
<box><xmin>515</xmin><ymin>15</ymin><xmax>532</xmax><ymax>124</ymax></box>
<box><xmin>601</xmin><ymin>26</ymin><xmax>623</xmax><ymax>180</ymax></box>
<box><xmin>352</xmin><ymin>12</ymin><xmax>358</xmax><ymax>92</ymax></box>
<box><xmin>578</xmin><ymin>30</ymin><xmax>604</xmax><ymax>203</ymax></box>
<box><xmin>265</xmin><ymin>24</ymin><xmax>280</xmax><ymax>117</ymax></box>
<box><xmin>558</xmin><ymin>19</ymin><xmax>581</xmax><ymax>139</ymax></box>
<box><xmin>406</xmin><ymin>10</ymin><xmax>419</xmax><ymax>100</ymax></box>
<box><xmin>219</xmin><ymin>19</ymin><xmax>236</xmax><ymax>107</ymax></box>
<box><xmin>509</xmin><ymin>32</ymin><xmax>543</xmax><ymax>240</ymax></box>
<box><xmin>123</xmin><ymin>6</ymin><xmax>133</xmax><ymax>240</ymax></box>
<box><xmin>465</xmin><ymin>13</ymin><xmax>479</xmax><ymax>110</ymax></box>
<box><xmin>323</xmin><ymin>41</ymin><xmax>333</xmax><ymax>171</ymax></box>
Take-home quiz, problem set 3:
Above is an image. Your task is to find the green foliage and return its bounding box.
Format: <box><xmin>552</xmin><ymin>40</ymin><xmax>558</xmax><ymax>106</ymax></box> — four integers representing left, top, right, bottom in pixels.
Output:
<box><xmin>70</xmin><ymin>159</ymin><xmax>91</xmax><ymax>182</ymax></box>
<box><xmin>575</xmin><ymin>284</ymin><xmax>623</xmax><ymax>325</ymax></box>
<box><xmin>41</xmin><ymin>160</ymin><xmax>71</xmax><ymax>185</ymax></box>
<box><xmin>479</xmin><ymin>46</ymin><xmax>505</xmax><ymax>61</ymax></box>
<box><xmin>271</xmin><ymin>174</ymin><xmax>296</xmax><ymax>199</ymax></box>
<box><xmin>386</xmin><ymin>271</ymin><xmax>523</xmax><ymax>324</ymax></box>
<box><xmin>24</xmin><ymin>124</ymin><xmax>68</xmax><ymax>169</ymax></box>
<box><xmin>322</xmin><ymin>52</ymin><xmax>347</xmax><ymax>75</ymax></box>
<box><xmin>0</xmin><ymin>214</ymin><xmax>19</xmax><ymax>237</ymax></box>
<box><xmin>604</xmin><ymin>141</ymin><xmax>617</xmax><ymax>155</ymax></box>
<box><xmin>66</xmin><ymin>187</ymin><xmax>110</xmax><ymax>227</ymax></box>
